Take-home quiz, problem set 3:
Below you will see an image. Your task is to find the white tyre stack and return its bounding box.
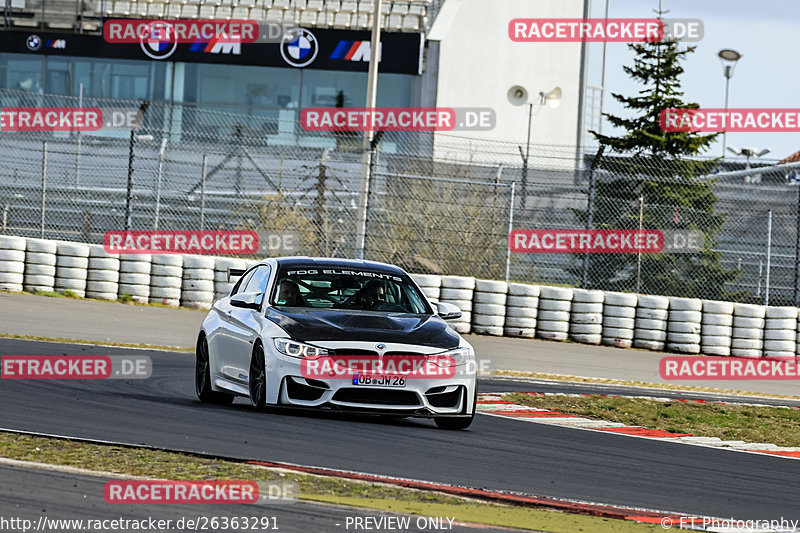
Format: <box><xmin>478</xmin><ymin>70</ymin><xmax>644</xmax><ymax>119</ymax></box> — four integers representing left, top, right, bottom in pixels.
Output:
<box><xmin>24</xmin><ymin>238</ymin><xmax>57</xmax><ymax>292</ymax></box>
<box><xmin>85</xmin><ymin>245</ymin><xmax>120</xmax><ymax>300</ymax></box>
<box><xmin>762</xmin><ymin>306</ymin><xmax>798</xmax><ymax>361</ymax></box>
<box><xmin>731</xmin><ymin>304</ymin><xmax>765</xmax><ymax>359</ymax></box>
<box><xmin>181</xmin><ymin>255</ymin><xmax>216</xmax><ymax>310</ymax></box>
<box><xmin>55</xmin><ymin>242</ymin><xmax>89</xmax><ymax>297</ymax></box>
<box><xmin>536</xmin><ymin>286</ymin><xmax>573</xmax><ymax>341</ymax></box>
<box><xmin>0</xmin><ymin>236</ymin><xmax>26</xmax><ymax>292</ymax></box>
<box><xmin>410</xmin><ymin>273</ymin><xmax>442</xmax><ymax>304</ymax></box>
<box><xmin>700</xmin><ymin>300</ymin><xmax>734</xmax><ymax>356</ymax></box>
<box><xmin>214</xmin><ymin>257</ymin><xmax>246</xmax><ymax>302</ymax></box>
<box><xmin>471</xmin><ymin>279</ymin><xmax>507</xmax><ymax>336</ymax></box>
<box><xmin>504</xmin><ymin>283</ymin><xmax>539</xmax><ymax>338</ymax></box>
<box><xmin>118</xmin><ymin>254</ymin><xmax>151</xmax><ymax>304</ymax></box>
<box><xmin>150</xmin><ymin>254</ymin><xmax>183</xmax><ymax>306</ymax></box>
<box><xmin>439</xmin><ymin>276</ymin><xmax>475</xmax><ymax>334</ymax></box>
<box><xmin>633</xmin><ymin>295</ymin><xmax>669</xmax><ymax>351</ymax></box>
<box><xmin>601</xmin><ymin>292</ymin><xmax>637</xmax><ymax>348</ymax></box>
<box><xmin>666</xmin><ymin>297</ymin><xmax>702</xmax><ymax>354</ymax></box>
<box><xmin>569</xmin><ymin>289</ymin><xmax>604</xmax><ymax>345</ymax></box>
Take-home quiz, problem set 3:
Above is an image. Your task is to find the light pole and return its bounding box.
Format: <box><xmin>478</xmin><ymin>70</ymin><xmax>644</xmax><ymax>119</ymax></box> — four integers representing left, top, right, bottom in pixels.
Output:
<box><xmin>125</xmin><ymin>101</ymin><xmax>150</xmax><ymax>231</ymax></box>
<box><xmin>718</xmin><ymin>49</ymin><xmax>741</xmax><ymax>159</ymax></box>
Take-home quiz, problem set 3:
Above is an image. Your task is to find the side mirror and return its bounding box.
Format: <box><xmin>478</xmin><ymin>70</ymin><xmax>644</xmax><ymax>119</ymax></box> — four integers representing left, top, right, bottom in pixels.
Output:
<box><xmin>434</xmin><ymin>301</ymin><xmax>462</xmax><ymax>321</ymax></box>
<box><xmin>230</xmin><ymin>291</ymin><xmax>262</xmax><ymax>311</ymax></box>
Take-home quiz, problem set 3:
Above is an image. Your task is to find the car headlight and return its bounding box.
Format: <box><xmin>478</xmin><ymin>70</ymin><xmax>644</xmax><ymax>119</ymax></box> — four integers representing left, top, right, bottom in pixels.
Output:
<box><xmin>273</xmin><ymin>338</ymin><xmax>329</xmax><ymax>358</ymax></box>
<box><xmin>433</xmin><ymin>347</ymin><xmax>473</xmax><ymax>366</ymax></box>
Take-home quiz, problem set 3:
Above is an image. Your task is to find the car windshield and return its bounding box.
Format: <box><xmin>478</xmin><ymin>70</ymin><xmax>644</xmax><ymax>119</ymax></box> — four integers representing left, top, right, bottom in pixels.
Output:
<box><xmin>271</xmin><ymin>268</ymin><xmax>430</xmax><ymax>314</ymax></box>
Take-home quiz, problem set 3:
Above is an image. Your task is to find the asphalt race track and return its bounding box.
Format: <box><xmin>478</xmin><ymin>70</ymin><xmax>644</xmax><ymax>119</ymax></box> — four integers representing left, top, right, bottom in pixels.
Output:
<box><xmin>1</xmin><ymin>339</ymin><xmax>800</xmax><ymax>522</ymax></box>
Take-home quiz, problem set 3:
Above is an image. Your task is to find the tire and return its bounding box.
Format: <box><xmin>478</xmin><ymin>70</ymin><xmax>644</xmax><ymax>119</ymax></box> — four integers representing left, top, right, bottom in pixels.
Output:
<box><xmin>56</xmin><ymin>242</ymin><xmax>89</xmax><ymax>257</ymax></box>
<box><xmin>25</xmin><ymin>264</ymin><xmax>55</xmax><ymax>276</ymax></box>
<box><xmin>669</xmin><ymin>297</ymin><xmax>702</xmax><ymax>311</ymax></box>
<box><xmin>603</xmin><ymin>316</ymin><xmax>635</xmax><ymax>329</ymax></box>
<box><xmin>539</xmin><ymin>299</ymin><xmax>571</xmax><ymax>312</ymax></box>
<box><xmin>703</xmin><ymin>314</ymin><xmax>733</xmax><ymax>326</ymax></box>
<box><xmin>56</xmin><ymin>267</ymin><xmax>87</xmax><ymax>280</ymax></box>
<box><xmin>536</xmin><ymin>320</ymin><xmax>569</xmax><ymax>333</ymax></box>
<box><xmin>25</xmin><ymin>238</ymin><xmax>56</xmax><ymax>253</ymax></box>
<box><xmin>452</xmin><ymin>323</ymin><xmax>471</xmax><ymax>334</ymax></box>
<box><xmin>475</xmin><ymin>279</ymin><xmax>506</xmax><ymax>293</ymax></box>
<box><xmin>667</xmin><ymin>343</ymin><xmax>700</xmax><ymax>354</ymax></box>
<box><xmin>536</xmin><ymin>330</ymin><xmax>568</xmax><ymax>341</ymax></box>
<box><xmin>0</xmin><ymin>235</ymin><xmax>26</xmax><ymax>249</ymax></box>
<box><xmin>637</xmin><ymin>295</ymin><xmax>668</xmax><ymax>309</ymax></box>
<box><xmin>602</xmin><ymin>327</ymin><xmax>634</xmax><ymax>340</ymax></box>
<box><xmin>410</xmin><ymin>273</ymin><xmax>440</xmax><ymax>288</ymax></box>
<box><xmin>119</xmin><ymin>261</ymin><xmax>151</xmax><ymax>274</ymax></box>
<box><xmin>702</xmin><ymin>300</ymin><xmax>734</xmax><ymax>314</ymax></box>
<box><xmin>669</xmin><ymin>310</ymin><xmax>701</xmax><ymax>323</ymax></box>
<box><xmin>0</xmin><ymin>283</ymin><xmax>23</xmax><ymax>292</ymax></box>
<box><xmin>765</xmin><ymin>318</ymin><xmax>796</xmax><ymax>330</ymax></box>
<box><xmin>183</xmin><ymin>279</ymin><xmax>215</xmax><ymax>292</ymax></box>
<box><xmin>442</xmin><ymin>299</ymin><xmax>472</xmax><ymax>312</ymax></box>
<box><xmin>763</xmin><ymin>329</ymin><xmax>796</xmax><ymax>341</ymax></box>
<box><xmin>24</xmin><ymin>274</ymin><xmax>55</xmax><ymax>286</ymax></box>
<box><xmin>540</xmin><ymin>286</ymin><xmax>572</xmax><ymax>301</ymax></box>
<box><xmin>182</xmin><ymin>290</ymin><xmax>214</xmax><ymax>304</ymax></box>
<box><xmin>603</xmin><ymin>337</ymin><xmax>633</xmax><ymax>348</ymax></box>
<box><xmin>150</xmin><ymin>286</ymin><xmax>182</xmax><ymax>299</ymax></box>
<box><xmin>86</xmin><ymin>270</ymin><xmax>119</xmax><ymax>283</ymax></box>
<box><xmin>24</xmin><ymin>284</ymin><xmax>54</xmax><ymax>293</ymax></box>
<box><xmin>734</xmin><ymin>304</ymin><xmax>765</xmax><ymax>318</ymax></box>
<box><xmin>0</xmin><ymin>261</ymin><xmax>25</xmax><ymax>274</ymax></box>
<box><xmin>88</xmin><ymin>257</ymin><xmax>119</xmax><ymax>270</ymax></box>
<box><xmin>26</xmin><ymin>252</ymin><xmax>56</xmax><ymax>266</ymax></box>
<box><xmin>152</xmin><ymin>264</ymin><xmax>182</xmax><ymax>278</ymax></box>
<box><xmin>249</xmin><ymin>342</ymin><xmax>268</xmax><ymax>409</ymax></box>
<box><xmin>635</xmin><ymin>318</ymin><xmax>667</xmax><ymax>330</ymax></box>
<box><xmin>538</xmin><ymin>310</ymin><xmax>569</xmax><ymax>322</ymax></box>
<box><xmin>733</xmin><ymin>317</ymin><xmax>765</xmax><ymax>329</ymax></box>
<box><xmin>700</xmin><ymin>335</ymin><xmax>731</xmax><ymax>347</ymax></box>
<box><xmin>505</xmin><ymin>317</ymin><xmax>537</xmax><ymax>329</ymax></box>
<box><xmin>730</xmin><ymin>348</ymin><xmax>761</xmax><ymax>358</ymax></box>
<box><xmin>702</xmin><ymin>345</ymin><xmax>731</xmax><ymax>356</ymax></box>
<box><xmin>435</xmin><ymin>391</ymin><xmax>476</xmax><ymax>430</ymax></box>
<box><xmin>57</xmin><ymin>256</ymin><xmax>88</xmax><ymax>269</ymax></box>
<box><xmin>634</xmin><ymin>328</ymin><xmax>667</xmax><ymax>342</ymax></box>
<box><xmin>117</xmin><ymin>283</ymin><xmax>149</xmax><ymax>297</ymax></box>
<box><xmin>571</xmin><ymin>313</ymin><xmax>602</xmax><ymax>324</ymax></box>
<box><xmin>85</xmin><ymin>281</ymin><xmax>118</xmax><ymax>293</ymax></box>
<box><xmin>603</xmin><ymin>305</ymin><xmax>636</xmax><ymax>319</ymax></box>
<box><xmin>763</xmin><ymin>352</ymin><xmax>796</xmax><ymax>361</ymax></box>
<box><xmin>504</xmin><ymin>327</ymin><xmax>536</xmax><ymax>338</ymax></box>
<box><xmin>196</xmin><ymin>335</ymin><xmax>234</xmax><ymax>405</ymax></box>
<box><xmin>85</xmin><ymin>292</ymin><xmax>118</xmax><ymax>301</ymax></box>
<box><xmin>508</xmin><ymin>283</ymin><xmax>540</xmax><ymax>297</ymax></box>
<box><xmin>440</xmin><ymin>276</ymin><xmax>475</xmax><ymax>290</ymax></box>
<box><xmin>472</xmin><ymin>315</ymin><xmax>504</xmax><ymax>327</ymax></box>
<box><xmin>0</xmin><ymin>272</ymin><xmax>23</xmax><ymax>283</ymax></box>
<box><xmin>701</xmin><ymin>324</ymin><xmax>732</xmax><ymax>337</ymax></box>
<box><xmin>571</xmin><ymin>333</ymin><xmax>602</xmax><ymax>345</ymax></box>
<box><xmin>151</xmin><ymin>275</ymin><xmax>182</xmax><ymax>288</ymax></box>
<box><xmin>0</xmin><ymin>250</ymin><xmax>24</xmax><ymax>262</ymax></box>
<box><xmin>731</xmin><ymin>338</ymin><xmax>762</xmax><ymax>350</ymax></box>
<box><xmin>571</xmin><ymin>302</ymin><xmax>602</xmax><ymax>314</ymax></box>
<box><xmin>184</xmin><ymin>255</ymin><xmax>216</xmax><ymax>269</ymax></box>
<box><xmin>506</xmin><ymin>305</ymin><xmax>536</xmax><ymax>319</ymax></box>
<box><xmin>763</xmin><ymin>340</ymin><xmax>795</xmax><ymax>352</ymax></box>
<box><xmin>572</xmin><ymin>289</ymin><xmax>603</xmax><ymax>303</ymax></box>
<box><xmin>570</xmin><ymin>323</ymin><xmax>602</xmax><ymax>335</ymax></box>
<box><xmin>636</xmin><ymin>308</ymin><xmax>668</xmax><ymax>320</ymax></box>
<box><xmin>88</xmin><ymin>244</ymin><xmax>116</xmax><ymax>259</ymax></box>
<box><xmin>422</xmin><ymin>287</ymin><xmax>440</xmax><ymax>300</ymax></box>
<box><xmin>150</xmin><ymin>297</ymin><xmax>180</xmax><ymax>307</ymax></box>
<box><xmin>118</xmin><ymin>273</ymin><xmax>150</xmax><ymax>286</ymax></box>
<box><xmin>766</xmin><ymin>307</ymin><xmax>798</xmax><ymax>319</ymax></box>
<box><xmin>473</xmin><ymin>292</ymin><xmax>506</xmax><ymax>305</ymax></box>
<box><xmin>666</xmin><ymin>332</ymin><xmax>700</xmax><ymax>344</ymax></box>
<box><xmin>732</xmin><ymin>327</ymin><xmax>762</xmax><ymax>340</ymax></box>
<box><xmin>440</xmin><ymin>288</ymin><xmax>473</xmax><ymax>301</ymax></box>
<box><xmin>54</xmin><ymin>278</ymin><xmax>86</xmax><ymax>290</ymax></box>
<box><xmin>667</xmin><ymin>322</ymin><xmax>701</xmax><ymax>334</ymax></box>
<box><xmin>119</xmin><ymin>253</ymin><xmax>152</xmax><ymax>262</ymax></box>
<box><xmin>604</xmin><ymin>292</ymin><xmax>637</xmax><ymax>306</ymax></box>
<box><xmin>507</xmin><ymin>295</ymin><xmax>538</xmax><ymax>308</ymax></box>
<box><xmin>152</xmin><ymin>254</ymin><xmax>183</xmax><ymax>267</ymax></box>
<box><xmin>633</xmin><ymin>339</ymin><xmax>665</xmax><ymax>351</ymax></box>
<box><xmin>471</xmin><ymin>325</ymin><xmax>504</xmax><ymax>336</ymax></box>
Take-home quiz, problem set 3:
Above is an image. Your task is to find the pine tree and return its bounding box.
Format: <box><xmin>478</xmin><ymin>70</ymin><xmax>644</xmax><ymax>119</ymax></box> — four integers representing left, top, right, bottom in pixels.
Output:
<box><xmin>581</xmin><ymin>6</ymin><xmax>739</xmax><ymax>299</ymax></box>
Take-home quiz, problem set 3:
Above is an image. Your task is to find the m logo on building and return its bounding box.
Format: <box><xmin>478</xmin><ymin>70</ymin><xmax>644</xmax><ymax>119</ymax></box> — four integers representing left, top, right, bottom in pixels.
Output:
<box><xmin>330</xmin><ymin>40</ymin><xmax>382</xmax><ymax>62</ymax></box>
<box><xmin>47</xmin><ymin>39</ymin><xmax>66</xmax><ymax>49</ymax></box>
<box><xmin>190</xmin><ymin>35</ymin><xmax>241</xmax><ymax>55</ymax></box>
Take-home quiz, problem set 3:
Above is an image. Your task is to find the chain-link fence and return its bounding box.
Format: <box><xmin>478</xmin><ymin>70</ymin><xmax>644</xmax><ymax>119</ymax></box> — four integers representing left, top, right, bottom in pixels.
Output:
<box><xmin>0</xmin><ymin>89</ymin><xmax>796</xmax><ymax>304</ymax></box>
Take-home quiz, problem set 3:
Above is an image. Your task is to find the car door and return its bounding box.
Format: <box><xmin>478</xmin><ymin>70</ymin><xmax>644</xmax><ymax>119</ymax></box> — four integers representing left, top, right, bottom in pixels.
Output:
<box><xmin>225</xmin><ymin>264</ymin><xmax>272</xmax><ymax>385</ymax></box>
<box><xmin>209</xmin><ymin>267</ymin><xmax>255</xmax><ymax>382</ymax></box>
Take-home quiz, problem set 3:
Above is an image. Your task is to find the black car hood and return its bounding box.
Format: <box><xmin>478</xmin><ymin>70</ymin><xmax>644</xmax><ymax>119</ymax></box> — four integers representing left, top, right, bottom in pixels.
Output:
<box><xmin>266</xmin><ymin>308</ymin><xmax>460</xmax><ymax>349</ymax></box>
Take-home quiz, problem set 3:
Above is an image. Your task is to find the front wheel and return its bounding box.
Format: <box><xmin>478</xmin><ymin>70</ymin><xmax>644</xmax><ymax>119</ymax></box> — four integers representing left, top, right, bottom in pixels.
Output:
<box><xmin>434</xmin><ymin>389</ymin><xmax>476</xmax><ymax>430</ymax></box>
<box><xmin>249</xmin><ymin>342</ymin><xmax>267</xmax><ymax>409</ymax></box>
<box><xmin>196</xmin><ymin>335</ymin><xmax>234</xmax><ymax>405</ymax></box>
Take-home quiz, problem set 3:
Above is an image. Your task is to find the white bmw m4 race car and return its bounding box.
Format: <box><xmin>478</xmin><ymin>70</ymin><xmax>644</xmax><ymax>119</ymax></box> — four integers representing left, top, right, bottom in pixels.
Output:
<box><xmin>195</xmin><ymin>257</ymin><xmax>477</xmax><ymax>429</ymax></box>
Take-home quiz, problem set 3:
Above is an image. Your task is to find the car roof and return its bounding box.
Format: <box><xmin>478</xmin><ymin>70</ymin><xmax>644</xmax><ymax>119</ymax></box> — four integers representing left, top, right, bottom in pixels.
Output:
<box><xmin>272</xmin><ymin>256</ymin><xmax>409</xmax><ymax>277</ymax></box>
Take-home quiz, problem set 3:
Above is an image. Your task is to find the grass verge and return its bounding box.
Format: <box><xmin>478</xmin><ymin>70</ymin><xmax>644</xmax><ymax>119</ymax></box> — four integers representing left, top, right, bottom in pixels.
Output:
<box><xmin>0</xmin><ymin>431</ymin><xmax>659</xmax><ymax>532</ymax></box>
<box><xmin>505</xmin><ymin>393</ymin><xmax>800</xmax><ymax>447</ymax></box>
<box><xmin>0</xmin><ymin>332</ymin><xmax>193</xmax><ymax>353</ymax></box>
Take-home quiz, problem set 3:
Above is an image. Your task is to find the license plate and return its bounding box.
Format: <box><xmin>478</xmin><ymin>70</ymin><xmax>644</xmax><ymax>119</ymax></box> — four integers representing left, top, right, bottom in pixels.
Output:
<box><xmin>352</xmin><ymin>374</ymin><xmax>406</xmax><ymax>387</ymax></box>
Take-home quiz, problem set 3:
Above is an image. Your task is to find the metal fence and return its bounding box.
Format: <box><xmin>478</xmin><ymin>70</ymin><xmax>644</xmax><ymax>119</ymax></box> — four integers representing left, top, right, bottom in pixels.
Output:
<box><xmin>0</xmin><ymin>89</ymin><xmax>797</xmax><ymax>304</ymax></box>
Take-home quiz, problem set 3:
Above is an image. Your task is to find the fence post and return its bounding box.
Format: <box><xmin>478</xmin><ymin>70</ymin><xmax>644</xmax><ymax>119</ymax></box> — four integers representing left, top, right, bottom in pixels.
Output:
<box><xmin>635</xmin><ymin>194</ymin><xmax>643</xmax><ymax>294</ymax></box>
<box><xmin>154</xmin><ymin>138</ymin><xmax>167</xmax><ymax>230</ymax></box>
<box><xmin>581</xmin><ymin>145</ymin><xmax>605</xmax><ymax>288</ymax></box>
<box><xmin>794</xmin><ymin>184</ymin><xmax>800</xmax><ymax>304</ymax></box>
<box><xmin>200</xmin><ymin>154</ymin><xmax>207</xmax><ymax>231</ymax></box>
<box><xmin>41</xmin><ymin>141</ymin><xmax>47</xmax><ymax>238</ymax></box>
<box><xmin>505</xmin><ymin>182</ymin><xmax>516</xmax><ymax>284</ymax></box>
<box><xmin>765</xmin><ymin>209</ymin><xmax>772</xmax><ymax>305</ymax></box>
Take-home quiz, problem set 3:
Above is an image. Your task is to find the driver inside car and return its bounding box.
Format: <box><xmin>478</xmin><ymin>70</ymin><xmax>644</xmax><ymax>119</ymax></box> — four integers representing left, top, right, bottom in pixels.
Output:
<box><xmin>356</xmin><ymin>280</ymin><xmax>386</xmax><ymax>310</ymax></box>
<box><xmin>276</xmin><ymin>280</ymin><xmax>305</xmax><ymax>307</ymax></box>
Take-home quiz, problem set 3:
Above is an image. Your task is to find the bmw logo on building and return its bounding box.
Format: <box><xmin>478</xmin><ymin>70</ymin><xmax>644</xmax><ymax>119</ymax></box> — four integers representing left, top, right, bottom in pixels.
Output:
<box><xmin>140</xmin><ymin>22</ymin><xmax>177</xmax><ymax>60</ymax></box>
<box><xmin>280</xmin><ymin>28</ymin><xmax>318</xmax><ymax>68</ymax></box>
<box><xmin>26</xmin><ymin>35</ymin><xmax>42</xmax><ymax>51</ymax></box>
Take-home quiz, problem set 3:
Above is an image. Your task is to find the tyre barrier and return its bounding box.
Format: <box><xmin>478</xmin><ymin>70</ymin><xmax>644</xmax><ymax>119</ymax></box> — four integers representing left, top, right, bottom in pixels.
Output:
<box><xmin>569</xmin><ymin>289</ymin><xmax>604</xmax><ymax>345</ymax></box>
<box><xmin>55</xmin><ymin>241</ymin><xmax>89</xmax><ymax>298</ymax></box>
<box><xmin>0</xmin><ymin>235</ymin><xmax>26</xmax><ymax>292</ymax></box>
<box><xmin>504</xmin><ymin>283</ymin><xmax>539</xmax><ymax>338</ymax></box>
<box><xmin>763</xmin><ymin>306</ymin><xmax>798</xmax><ymax>361</ymax></box>
<box><xmin>471</xmin><ymin>279</ymin><xmax>507</xmax><ymax>336</ymax></box>
<box><xmin>181</xmin><ymin>255</ymin><xmax>215</xmax><ymax>310</ymax></box>
<box><xmin>410</xmin><ymin>273</ymin><xmax>441</xmax><ymax>303</ymax></box>
<box><xmin>731</xmin><ymin>304</ymin><xmax>765</xmax><ymax>359</ymax></box>
<box><xmin>23</xmin><ymin>238</ymin><xmax>57</xmax><ymax>292</ymax></box>
<box><xmin>117</xmin><ymin>253</ymin><xmax>151</xmax><ymax>304</ymax></box>
<box><xmin>633</xmin><ymin>294</ymin><xmax>669</xmax><ymax>351</ymax></box>
<box><xmin>601</xmin><ymin>292</ymin><xmax>637</xmax><ymax>348</ymax></box>
<box><xmin>150</xmin><ymin>254</ymin><xmax>183</xmax><ymax>307</ymax></box>
<box><xmin>214</xmin><ymin>257</ymin><xmax>246</xmax><ymax>302</ymax></box>
<box><xmin>666</xmin><ymin>297</ymin><xmax>702</xmax><ymax>354</ymax></box>
<box><xmin>86</xmin><ymin>244</ymin><xmax>120</xmax><ymax>300</ymax></box>
<box><xmin>536</xmin><ymin>286</ymin><xmax>573</xmax><ymax>342</ymax></box>
<box><xmin>700</xmin><ymin>300</ymin><xmax>734</xmax><ymax>357</ymax></box>
<box><xmin>439</xmin><ymin>275</ymin><xmax>475</xmax><ymax>334</ymax></box>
